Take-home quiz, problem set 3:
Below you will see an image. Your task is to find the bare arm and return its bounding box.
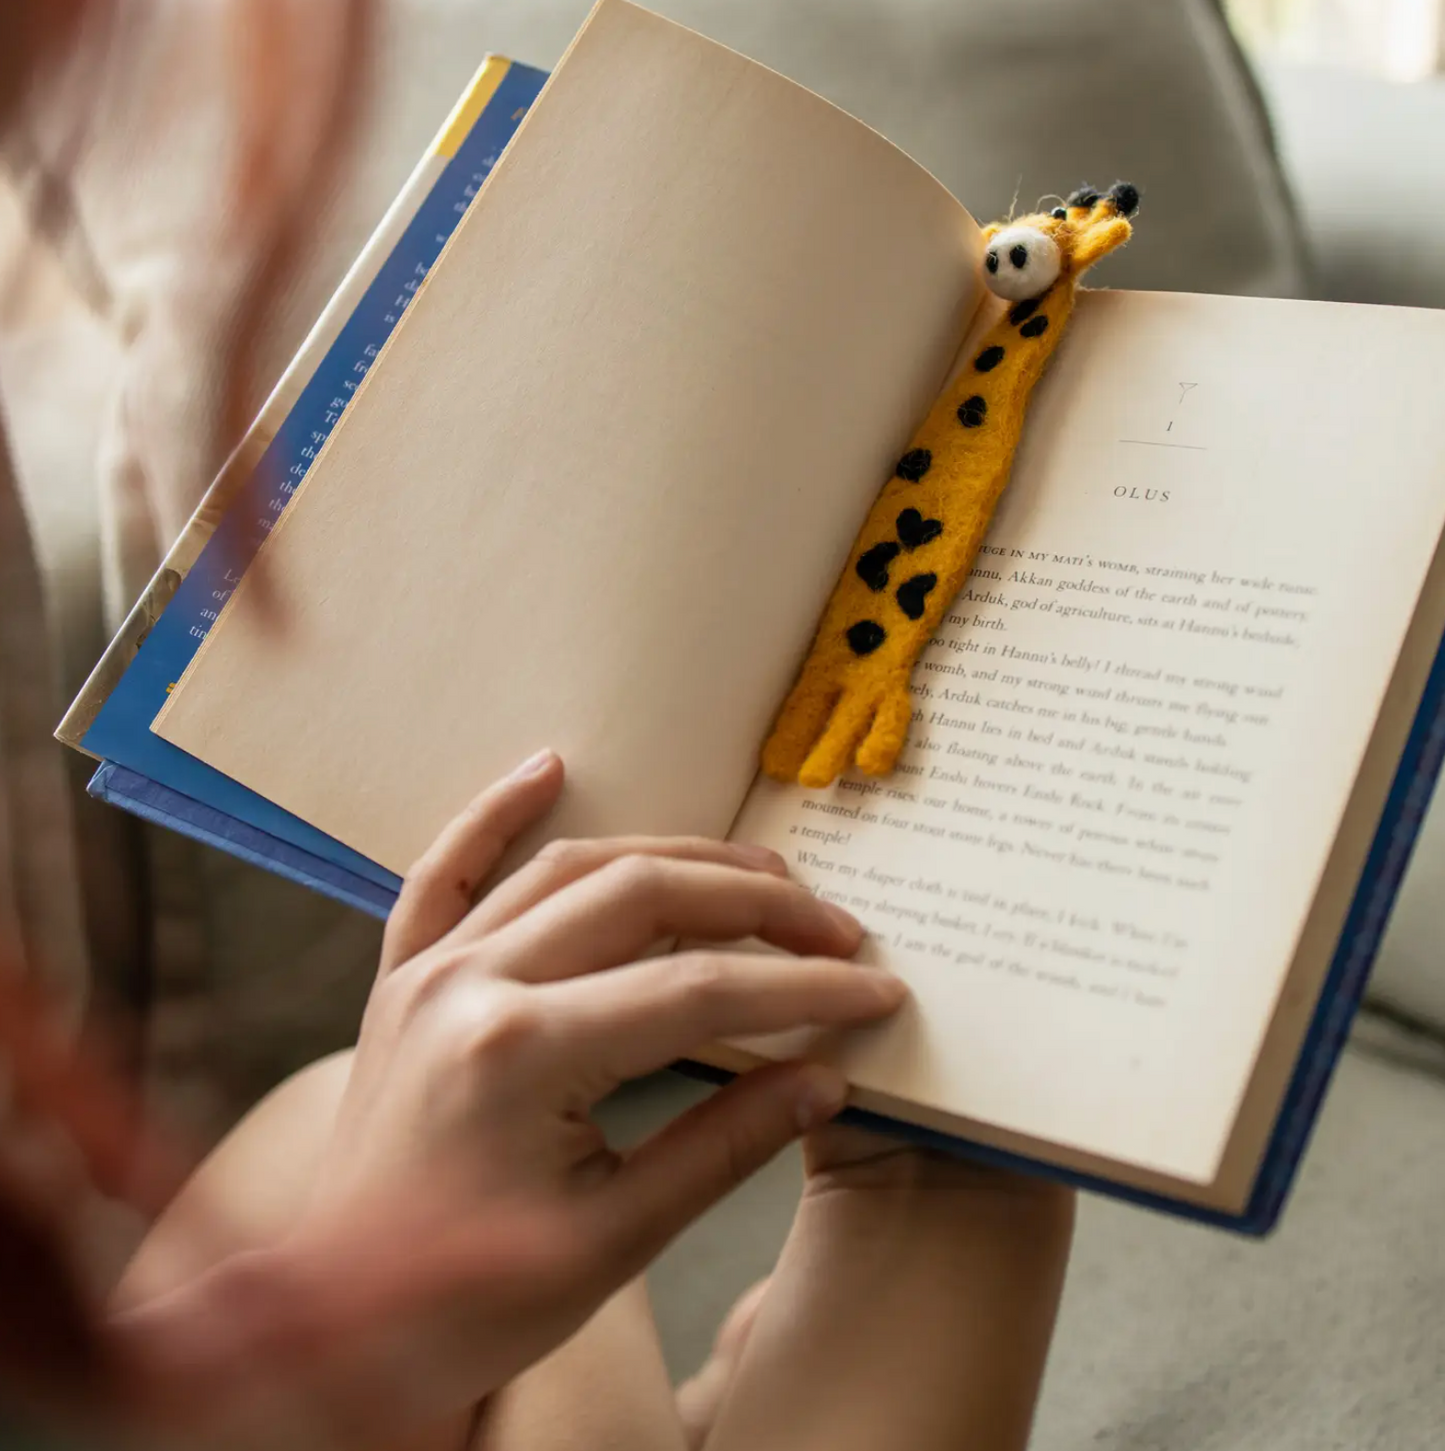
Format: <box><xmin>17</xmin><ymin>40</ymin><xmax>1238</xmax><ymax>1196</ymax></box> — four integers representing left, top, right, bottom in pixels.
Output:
<box><xmin>701</xmin><ymin>1129</ymin><xmax>1074</xmax><ymax>1451</ymax></box>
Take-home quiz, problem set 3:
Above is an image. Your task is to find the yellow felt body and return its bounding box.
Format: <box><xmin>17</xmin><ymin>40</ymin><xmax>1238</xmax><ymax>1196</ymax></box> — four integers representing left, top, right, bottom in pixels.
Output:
<box><xmin>762</xmin><ymin>194</ymin><xmax>1133</xmax><ymax>786</ymax></box>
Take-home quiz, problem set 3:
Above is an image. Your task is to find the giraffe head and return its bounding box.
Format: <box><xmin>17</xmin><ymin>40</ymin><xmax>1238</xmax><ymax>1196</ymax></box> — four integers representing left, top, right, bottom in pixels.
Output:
<box><xmin>980</xmin><ymin>181</ymin><xmax>1139</xmax><ymax>302</ymax></box>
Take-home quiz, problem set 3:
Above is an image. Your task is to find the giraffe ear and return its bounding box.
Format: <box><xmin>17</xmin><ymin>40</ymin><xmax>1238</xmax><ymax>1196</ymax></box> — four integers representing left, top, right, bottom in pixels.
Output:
<box><xmin>1069</xmin><ymin>216</ymin><xmax>1132</xmax><ymax>274</ymax></box>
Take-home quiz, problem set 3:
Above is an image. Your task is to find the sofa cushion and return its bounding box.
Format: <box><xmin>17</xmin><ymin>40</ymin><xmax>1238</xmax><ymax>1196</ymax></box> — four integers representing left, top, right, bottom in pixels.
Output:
<box><xmin>1262</xmin><ymin>62</ymin><xmax>1445</xmax><ymax>311</ymax></box>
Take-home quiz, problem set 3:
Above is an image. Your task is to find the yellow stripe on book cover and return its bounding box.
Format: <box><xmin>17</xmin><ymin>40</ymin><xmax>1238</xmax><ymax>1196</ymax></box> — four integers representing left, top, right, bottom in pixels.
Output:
<box><xmin>436</xmin><ymin>56</ymin><xmax>515</xmax><ymax>160</ymax></box>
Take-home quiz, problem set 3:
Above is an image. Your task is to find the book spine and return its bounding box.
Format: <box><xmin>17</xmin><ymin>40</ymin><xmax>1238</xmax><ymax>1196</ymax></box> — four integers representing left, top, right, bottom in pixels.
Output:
<box><xmin>56</xmin><ymin>57</ymin><xmax>517</xmax><ymax>752</ymax></box>
<box><xmin>88</xmin><ymin>764</ymin><xmax>395</xmax><ymax>919</ymax></box>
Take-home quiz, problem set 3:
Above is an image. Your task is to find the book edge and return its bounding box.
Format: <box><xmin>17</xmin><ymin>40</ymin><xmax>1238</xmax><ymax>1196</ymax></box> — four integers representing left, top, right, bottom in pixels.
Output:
<box><xmin>55</xmin><ymin>55</ymin><xmax>517</xmax><ymax>754</ymax></box>
<box><xmin>89</xmin><ymin>763</ymin><xmax>397</xmax><ymax>918</ymax></box>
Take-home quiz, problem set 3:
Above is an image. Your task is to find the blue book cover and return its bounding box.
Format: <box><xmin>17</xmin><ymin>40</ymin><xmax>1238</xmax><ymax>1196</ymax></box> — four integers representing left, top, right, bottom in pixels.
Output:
<box><xmin>61</xmin><ymin>55</ymin><xmax>552</xmax><ymax>909</ymax></box>
<box><xmin>57</xmin><ymin>36</ymin><xmax>1445</xmax><ymax>1238</ymax></box>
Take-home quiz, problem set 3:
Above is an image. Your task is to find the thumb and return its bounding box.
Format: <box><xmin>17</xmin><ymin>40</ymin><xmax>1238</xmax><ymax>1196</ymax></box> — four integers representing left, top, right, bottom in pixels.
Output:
<box><xmin>589</xmin><ymin>1062</ymin><xmax>849</xmax><ymax>1274</ymax></box>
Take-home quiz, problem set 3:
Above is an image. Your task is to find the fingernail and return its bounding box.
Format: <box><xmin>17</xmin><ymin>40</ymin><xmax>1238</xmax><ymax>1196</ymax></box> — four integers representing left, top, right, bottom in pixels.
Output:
<box><xmin>794</xmin><ymin>1064</ymin><xmax>849</xmax><ymax>1131</ymax></box>
<box><xmin>863</xmin><ymin>969</ymin><xmax>909</xmax><ymax>1005</ymax></box>
<box><xmin>510</xmin><ymin>749</ymin><xmax>558</xmax><ymax>781</ymax></box>
<box><xmin>732</xmin><ymin>842</ymin><xmax>788</xmax><ymax>873</ymax></box>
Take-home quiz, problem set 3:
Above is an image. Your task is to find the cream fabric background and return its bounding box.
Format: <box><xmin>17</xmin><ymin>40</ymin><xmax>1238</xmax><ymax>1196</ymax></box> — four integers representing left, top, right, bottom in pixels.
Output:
<box><xmin>2</xmin><ymin>5</ymin><xmax>1443</xmax><ymax>1443</ymax></box>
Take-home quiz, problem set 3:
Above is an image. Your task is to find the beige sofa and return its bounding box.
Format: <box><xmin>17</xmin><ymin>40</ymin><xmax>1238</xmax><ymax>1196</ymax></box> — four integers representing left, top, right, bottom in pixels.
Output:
<box><xmin>4</xmin><ymin>2</ymin><xmax>1443</xmax><ymax>1443</ymax></box>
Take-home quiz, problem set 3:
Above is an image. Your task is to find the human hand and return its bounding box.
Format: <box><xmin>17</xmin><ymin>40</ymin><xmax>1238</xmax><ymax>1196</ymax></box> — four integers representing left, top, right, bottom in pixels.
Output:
<box><xmin>678</xmin><ymin>1119</ymin><xmax>1073</xmax><ymax>1451</ymax></box>
<box><xmin>803</xmin><ymin>1120</ymin><xmax>1075</xmax><ymax>1211</ymax></box>
<box><xmin>179</xmin><ymin>749</ymin><xmax>901</xmax><ymax>1445</ymax></box>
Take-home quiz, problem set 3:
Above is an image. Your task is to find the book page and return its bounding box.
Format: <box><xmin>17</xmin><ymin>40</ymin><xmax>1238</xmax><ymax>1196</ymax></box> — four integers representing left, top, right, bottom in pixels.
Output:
<box><xmin>728</xmin><ymin>290</ymin><xmax>1445</xmax><ymax>1188</ymax></box>
<box><xmin>153</xmin><ymin>0</ymin><xmax>981</xmax><ymax>873</ymax></box>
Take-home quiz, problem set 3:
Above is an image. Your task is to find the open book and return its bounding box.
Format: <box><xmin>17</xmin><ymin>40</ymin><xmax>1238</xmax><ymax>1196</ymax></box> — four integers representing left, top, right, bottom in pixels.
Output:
<box><xmin>62</xmin><ymin>0</ymin><xmax>1445</xmax><ymax>1232</ymax></box>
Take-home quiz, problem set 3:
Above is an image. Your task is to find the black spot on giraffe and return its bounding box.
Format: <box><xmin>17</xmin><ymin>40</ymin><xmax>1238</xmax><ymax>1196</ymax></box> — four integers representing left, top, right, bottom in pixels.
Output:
<box><xmin>957</xmin><ymin>394</ymin><xmax>987</xmax><ymax>428</ymax></box>
<box><xmin>1009</xmin><ymin>297</ymin><xmax>1040</xmax><ymax>325</ymax></box>
<box><xmin>894</xmin><ymin>447</ymin><xmax>932</xmax><ymax>482</ymax></box>
<box><xmin>1108</xmin><ymin>181</ymin><xmax>1140</xmax><ymax>217</ymax></box>
<box><xmin>895</xmin><ymin>573</ymin><xmax>938</xmax><ymax>622</ymax></box>
<box><xmin>895</xmin><ymin>508</ymin><xmax>943</xmax><ymax>551</ymax></box>
<box><xmin>1019</xmin><ymin>315</ymin><xmax>1049</xmax><ymax>339</ymax></box>
<box><xmin>847</xmin><ymin>620</ymin><xmax>887</xmax><ymax>656</ymax></box>
<box><xmin>856</xmin><ymin>541</ymin><xmax>900</xmax><ymax>592</ymax></box>
<box><xmin>975</xmin><ymin>345</ymin><xmax>1005</xmax><ymax>372</ymax></box>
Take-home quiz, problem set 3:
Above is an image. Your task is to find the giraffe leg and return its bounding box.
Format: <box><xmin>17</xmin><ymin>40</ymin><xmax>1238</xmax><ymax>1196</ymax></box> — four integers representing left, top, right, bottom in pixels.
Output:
<box><xmin>762</xmin><ymin>677</ymin><xmax>840</xmax><ymax>783</ymax></box>
<box><xmin>855</xmin><ymin>683</ymin><xmax>912</xmax><ymax>778</ymax></box>
<box><xmin>798</xmin><ymin>692</ymin><xmax>876</xmax><ymax>789</ymax></box>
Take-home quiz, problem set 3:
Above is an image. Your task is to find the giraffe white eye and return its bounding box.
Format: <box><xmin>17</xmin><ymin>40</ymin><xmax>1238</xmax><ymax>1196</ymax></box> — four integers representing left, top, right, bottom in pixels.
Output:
<box><xmin>982</xmin><ymin>225</ymin><xmax>1061</xmax><ymax>302</ymax></box>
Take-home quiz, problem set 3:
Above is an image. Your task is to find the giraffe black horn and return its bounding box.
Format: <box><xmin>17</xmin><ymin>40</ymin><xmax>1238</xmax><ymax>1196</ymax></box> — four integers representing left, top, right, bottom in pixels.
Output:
<box><xmin>1066</xmin><ymin>184</ymin><xmax>1101</xmax><ymax>209</ymax></box>
<box><xmin>1107</xmin><ymin>181</ymin><xmax>1140</xmax><ymax>217</ymax></box>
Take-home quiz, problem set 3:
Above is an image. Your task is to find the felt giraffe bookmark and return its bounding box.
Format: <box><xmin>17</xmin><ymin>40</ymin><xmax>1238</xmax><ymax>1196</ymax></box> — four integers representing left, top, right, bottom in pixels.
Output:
<box><xmin>763</xmin><ymin>181</ymin><xmax>1139</xmax><ymax>788</ymax></box>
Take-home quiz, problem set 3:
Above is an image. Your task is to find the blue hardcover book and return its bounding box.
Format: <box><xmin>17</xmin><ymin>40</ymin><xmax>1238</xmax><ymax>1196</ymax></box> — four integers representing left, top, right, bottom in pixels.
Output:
<box><xmin>60</xmin><ymin>54</ymin><xmax>549</xmax><ymax>917</ymax></box>
<box><xmin>60</xmin><ymin>0</ymin><xmax>1445</xmax><ymax>1234</ymax></box>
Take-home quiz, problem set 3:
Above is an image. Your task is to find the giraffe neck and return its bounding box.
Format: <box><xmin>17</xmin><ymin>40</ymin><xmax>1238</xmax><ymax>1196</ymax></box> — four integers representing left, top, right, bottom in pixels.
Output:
<box><xmin>821</xmin><ymin>269</ymin><xmax>1092</xmax><ymax>676</ymax></box>
<box><xmin>964</xmin><ymin>278</ymin><xmax>1079</xmax><ymax>402</ymax></box>
<box><xmin>888</xmin><ymin>274</ymin><xmax>1082</xmax><ymax>493</ymax></box>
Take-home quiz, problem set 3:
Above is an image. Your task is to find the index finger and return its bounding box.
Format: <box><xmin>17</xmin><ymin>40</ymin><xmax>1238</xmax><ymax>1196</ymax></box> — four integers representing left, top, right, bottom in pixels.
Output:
<box><xmin>459</xmin><ymin>835</ymin><xmax>788</xmax><ymax>940</ymax></box>
<box><xmin>381</xmin><ymin>751</ymin><xmax>564</xmax><ymax>973</ymax></box>
<box><xmin>480</xmin><ymin>857</ymin><xmax>865</xmax><ymax>984</ymax></box>
<box><xmin>547</xmin><ymin>951</ymin><xmax>907</xmax><ymax>1086</ymax></box>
